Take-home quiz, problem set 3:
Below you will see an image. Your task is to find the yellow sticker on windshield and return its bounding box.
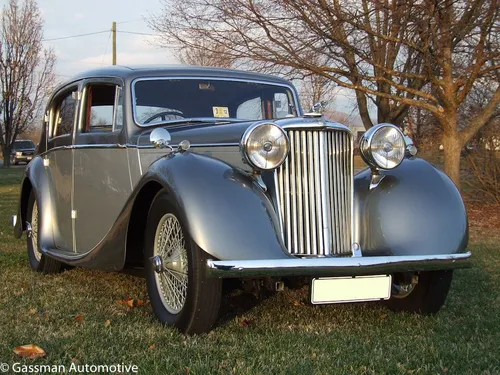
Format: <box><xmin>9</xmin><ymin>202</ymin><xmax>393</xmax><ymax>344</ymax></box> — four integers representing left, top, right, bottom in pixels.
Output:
<box><xmin>213</xmin><ymin>106</ymin><xmax>229</xmax><ymax>118</ymax></box>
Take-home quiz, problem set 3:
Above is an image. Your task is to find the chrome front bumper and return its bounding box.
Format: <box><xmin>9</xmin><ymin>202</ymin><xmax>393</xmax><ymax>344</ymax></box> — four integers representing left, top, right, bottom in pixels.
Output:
<box><xmin>207</xmin><ymin>252</ymin><xmax>472</xmax><ymax>278</ymax></box>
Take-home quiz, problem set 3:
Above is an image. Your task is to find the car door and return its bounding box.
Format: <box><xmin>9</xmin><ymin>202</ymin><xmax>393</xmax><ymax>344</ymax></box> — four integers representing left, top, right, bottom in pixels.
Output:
<box><xmin>45</xmin><ymin>83</ymin><xmax>82</xmax><ymax>252</ymax></box>
<box><xmin>72</xmin><ymin>78</ymin><xmax>132</xmax><ymax>254</ymax></box>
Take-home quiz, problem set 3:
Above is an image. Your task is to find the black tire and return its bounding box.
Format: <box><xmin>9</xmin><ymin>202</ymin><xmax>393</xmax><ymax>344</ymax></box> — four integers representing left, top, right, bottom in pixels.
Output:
<box><xmin>144</xmin><ymin>190</ymin><xmax>222</xmax><ymax>334</ymax></box>
<box><xmin>27</xmin><ymin>191</ymin><xmax>63</xmax><ymax>274</ymax></box>
<box><xmin>386</xmin><ymin>271</ymin><xmax>453</xmax><ymax>314</ymax></box>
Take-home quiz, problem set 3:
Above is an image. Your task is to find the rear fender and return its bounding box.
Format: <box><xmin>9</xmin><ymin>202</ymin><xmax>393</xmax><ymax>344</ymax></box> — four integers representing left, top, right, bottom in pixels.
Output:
<box><xmin>14</xmin><ymin>157</ymin><xmax>58</xmax><ymax>251</ymax></box>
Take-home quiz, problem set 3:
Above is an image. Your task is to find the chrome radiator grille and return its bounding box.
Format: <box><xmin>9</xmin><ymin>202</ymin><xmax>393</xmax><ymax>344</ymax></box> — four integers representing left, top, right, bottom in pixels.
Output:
<box><xmin>276</xmin><ymin>129</ymin><xmax>352</xmax><ymax>256</ymax></box>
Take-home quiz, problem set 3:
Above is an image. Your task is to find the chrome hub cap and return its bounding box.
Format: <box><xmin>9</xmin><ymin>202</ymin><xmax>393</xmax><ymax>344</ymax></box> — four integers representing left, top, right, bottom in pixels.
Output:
<box><xmin>31</xmin><ymin>201</ymin><xmax>41</xmax><ymax>262</ymax></box>
<box><xmin>392</xmin><ymin>274</ymin><xmax>418</xmax><ymax>299</ymax></box>
<box><xmin>153</xmin><ymin>213</ymin><xmax>188</xmax><ymax>314</ymax></box>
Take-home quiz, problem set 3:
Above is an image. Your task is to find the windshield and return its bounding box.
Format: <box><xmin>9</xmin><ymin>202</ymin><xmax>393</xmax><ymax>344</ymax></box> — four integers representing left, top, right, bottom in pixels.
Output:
<box><xmin>13</xmin><ymin>141</ymin><xmax>35</xmax><ymax>150</ymax></box>
<box><xmin>133</xmin><ymin>78</ymin><xmax>298</xmax><ymax>126</ymax></box>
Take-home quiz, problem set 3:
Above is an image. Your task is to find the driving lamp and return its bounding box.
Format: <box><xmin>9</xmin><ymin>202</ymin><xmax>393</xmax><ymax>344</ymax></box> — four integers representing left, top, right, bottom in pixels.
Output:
<box><xmin>360</xmin><ymin>124</ymin><xmax>406</xmax><ymax>170</ymax></box>
<box><xmin>240</xmin><ymin>122</ymin><xmax>289</xmax><ymax>171</ymax></box>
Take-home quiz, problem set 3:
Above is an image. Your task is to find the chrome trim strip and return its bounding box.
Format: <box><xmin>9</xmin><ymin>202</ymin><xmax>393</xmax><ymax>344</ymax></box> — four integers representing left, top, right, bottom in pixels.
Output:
<box><xmin>350</xmin><ymin>130</ymin><xmax>354</xmax><ymax>256</ymax></box>
<box><xmin>131</xmin><ymin>76</ymin><xmax>302</xmax><ymax>127</ymax></box>
<box><xmin>206</xmin><ymin>252</ymin><xmax>472</xmax><ymax>278</ymax></box>
<box><xmin>319</xmin><ymin>131</ymin><xmax>330</xmax><ymax>255</ymax></box>
<box><xmin>308</xmin><ymin>131</ymin><xmax>317</xmax><ymax>255</ymax></box>
<box><xmin>282</xmin><ymin>120</ymin><xmax>351</xmax><ymax>133</ymax></box>
<box><xmin>290</xmin><ymin>131</ymin><xmax>297</xmax><ymax>253</ymax></box>
<box><xmin>274</xmin><ymin>171</ymin><xmax>284</xmax><ymax>235</ymax></box>
<box><xmin>302</xmin><ymin>131</ymin><xmax>310</xmax><ymax>255</ymax></box>
<box><xmin>39</xmin><ymin>142</ymin><xmax>241</xmax><ymax>156</ymax></box>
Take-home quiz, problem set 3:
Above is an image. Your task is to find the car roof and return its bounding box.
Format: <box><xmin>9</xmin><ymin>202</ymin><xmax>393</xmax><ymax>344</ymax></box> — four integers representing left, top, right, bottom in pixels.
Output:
<box><xmin>66</xmin><ymin>65</ymin><xmax>293</xmax><ymax>86</ymax></box>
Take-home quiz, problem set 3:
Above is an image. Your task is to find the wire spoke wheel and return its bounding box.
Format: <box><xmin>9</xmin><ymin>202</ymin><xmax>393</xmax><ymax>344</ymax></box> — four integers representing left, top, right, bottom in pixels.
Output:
<box><xmin>31</xmin><ymin>200</ymin><xmax>41</xmax><ymax>262</ymax></box>
<box><xmin>391</xmin><ymin>281</ymin><xmax>416</xmax><ymax>299</ymax></box>
<box><xmin>145</xmin><ymin>191</ymin><xmax>222</xmax><ymax>333</ymax></box>
<box><xmin>153</xmin><ymin>213</ymin><xmax>188</xmax><ymax>314</ymax></box>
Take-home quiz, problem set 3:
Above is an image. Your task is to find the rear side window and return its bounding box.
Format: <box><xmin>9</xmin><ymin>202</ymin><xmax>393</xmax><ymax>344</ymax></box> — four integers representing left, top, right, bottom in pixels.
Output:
<box><xmin>83</xmin><ymin>84</ymin><xmax>123</xmax><ymax>133</ymax></box>
<box><xmin>53</xmin><ymin>91</ymin><xmax>77</xmax><ymax>137</ymax></box>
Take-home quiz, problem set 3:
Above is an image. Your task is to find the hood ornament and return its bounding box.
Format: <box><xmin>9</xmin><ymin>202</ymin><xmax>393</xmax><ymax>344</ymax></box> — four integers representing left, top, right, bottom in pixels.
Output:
<box><xmin>304</xmin><ymin>100</ymin><xmax>327</xmax><ymax>118</ymax></box>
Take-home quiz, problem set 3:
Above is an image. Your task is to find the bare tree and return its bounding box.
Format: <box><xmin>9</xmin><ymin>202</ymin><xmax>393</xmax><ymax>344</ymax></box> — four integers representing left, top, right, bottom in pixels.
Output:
<box><xmin>0</xmin><ymin>0</ymin><xmax>55</xmax><ymax>167</ymax></box>
<box><xmin>149</xmin><ymin>0</ymin><xmax>499</xmax><ymax>187</ymax></box>
<box><xmin>175</xmin><ymin>39</ymin><xmax>235</xmax><ymax>68</ymax></box>
<box><xmin>298</xmin><ymin>72</ymin><xmax>336</xmax><ymax>111</ymax></box>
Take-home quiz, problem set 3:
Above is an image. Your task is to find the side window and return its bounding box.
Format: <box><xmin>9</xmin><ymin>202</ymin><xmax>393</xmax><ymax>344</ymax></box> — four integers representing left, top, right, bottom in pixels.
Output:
<box><xmin>83</xmin><ymin>84</ymin><xmax>122</xmax><ymax>133</ymax></box>
<box><xmin>273</xmin><ymin>93</ymin><xmax>292</xmax><ymax>118</ymax></box>
<box><xmin>237</xmin><ymin>97</ymin><xmax>263</xmax><ymax>120</ymax></box>
<box><xmin>54</xmin><ymin>92</ymin><xmax>77</xmax><ymax>137</ymax></box>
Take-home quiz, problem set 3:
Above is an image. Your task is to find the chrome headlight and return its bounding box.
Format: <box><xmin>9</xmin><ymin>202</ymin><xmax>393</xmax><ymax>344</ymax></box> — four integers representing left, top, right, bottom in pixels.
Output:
<box><xmin>360</xmin><ymin>123</ymin><xmax>406</xmax><ymax>170</ymax></box>
<box><xmin>15</xmin><ymin>152</ymin><xmax>22</xmax><ymax>156</ymax></box>
<box><xmin>240</xmin><ymin>122</ymin><xmax>289</xmax><ymax>171</ymax></box>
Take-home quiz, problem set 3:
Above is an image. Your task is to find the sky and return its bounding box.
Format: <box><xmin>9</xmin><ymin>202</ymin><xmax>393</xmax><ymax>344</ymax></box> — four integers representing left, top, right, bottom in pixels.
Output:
<box><xmin>34</xmin><ymin>0</ymin><xmax>175</xmax><ymax>79</ymax></box>
<box><xmin>0</xmin><ymin>0</ymin><xmax>362</xmax><ymax>123</ymax></box>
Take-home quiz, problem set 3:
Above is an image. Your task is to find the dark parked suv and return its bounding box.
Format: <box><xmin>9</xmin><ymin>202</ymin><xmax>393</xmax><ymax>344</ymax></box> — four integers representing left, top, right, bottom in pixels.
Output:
<box><xmin>10</xmin><ymin>140</ymin><xmax>35</xmax><ymax>165</ymax></box>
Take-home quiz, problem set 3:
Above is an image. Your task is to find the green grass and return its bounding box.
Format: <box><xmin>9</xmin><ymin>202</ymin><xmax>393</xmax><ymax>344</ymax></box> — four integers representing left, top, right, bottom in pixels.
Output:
<box><xmin>0</xmin><ymin>167</ymin><xmax>499</xmax><ymax>374</ymax></box>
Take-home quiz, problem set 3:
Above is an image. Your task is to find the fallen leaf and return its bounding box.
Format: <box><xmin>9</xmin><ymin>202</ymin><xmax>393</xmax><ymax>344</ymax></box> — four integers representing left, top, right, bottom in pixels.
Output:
<box><xmin>293</xmin><ymin>300</ymin><xmax>305</xmax><ymax>306</ymax></box>
<box><xmin>117</xmin><ymin>298</ymin><xmax>135</xmax><ymax>308</ymax></box>
<box><xmin>311</xmin><ymin>353</ymin><xmax>317</xmax><ymax>359</ymax></box>
<box><xmin>136</xmin><ymin>299</ymin><xmax>146</xmax><ymax>306</ymax></box>
<box><xmin>28</xmin><ymin>308</ymin><xmax>37</xmax><ymax>315</ymax></box>
<box><xmin>239</xmin><ymin>319</ymin><xmax>252</xmax><ymax>327</ymax></box>
<box><xmin>380</xmin><ymin>314</ymin><xmax>388</xmax><ymax>319</ymax></box>
<box><xmin>443</xmin><ymin>368</ymin><xmax>449</xmax><ymax>373</ymax></box>
<box><xmin>13</xmin><ymin>344</ymin><xmax>46</xmax><ymax>359</ymax></box>
<box><xmin>149</xmin><ymin>344</ymin><xmax>156</xmax><ymax>350</ymax></box>
<box><xmin>75</xmin><ymin>314</ymin><xmax>84</xmax><ymax>322</ymax></box>
<box><xmin>44</xmin><ymin>312</ymin><xmax>49</xmax><ymax>321</ymax></box>
<box><xmin>105</xmin><ymin>320</ymin><xmax>111</xmax><ymax>327</ymax></box>
<box><xmin>183</xmin><ymin>368</ymin><xmax>191</xmax><ymax>374</ymax></box>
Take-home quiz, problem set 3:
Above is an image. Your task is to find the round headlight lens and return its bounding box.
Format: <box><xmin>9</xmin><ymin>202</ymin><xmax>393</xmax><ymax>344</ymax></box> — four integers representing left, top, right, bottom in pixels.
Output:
<box><xmin>360</xmin><ymin>124</ymin><xmax>405</xmax><ymax>169</ymax></box>
<box><xmin>241</xmin><ymin>123</ymin><xmax>289</xmax><ymax>170</ymax></box>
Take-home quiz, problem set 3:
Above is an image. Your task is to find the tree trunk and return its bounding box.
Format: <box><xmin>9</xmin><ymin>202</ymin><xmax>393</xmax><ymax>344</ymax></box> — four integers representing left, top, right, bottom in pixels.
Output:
<box><xmin>2</xmin><ymin>146</ymin><xmax>11</xmax><ymax>168</ymax></box>
<box><xmin>442</xmin><ymin>131</ymin><xmax>462</xmax><ymax>189</ymax></box>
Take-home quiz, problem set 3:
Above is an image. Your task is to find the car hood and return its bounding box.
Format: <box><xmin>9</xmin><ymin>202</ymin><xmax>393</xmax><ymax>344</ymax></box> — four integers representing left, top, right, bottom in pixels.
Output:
<box><xmin>133</xmin><ymin>117</ymin><xmax>351</xmax><ymax>147</ymax></box>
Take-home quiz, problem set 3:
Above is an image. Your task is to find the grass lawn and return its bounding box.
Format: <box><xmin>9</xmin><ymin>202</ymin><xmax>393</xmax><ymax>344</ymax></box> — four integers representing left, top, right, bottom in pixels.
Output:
<box><xmin>0</xmin><ymin>167</ymin><xmax>499</xmax><ymax>374</ymax></box>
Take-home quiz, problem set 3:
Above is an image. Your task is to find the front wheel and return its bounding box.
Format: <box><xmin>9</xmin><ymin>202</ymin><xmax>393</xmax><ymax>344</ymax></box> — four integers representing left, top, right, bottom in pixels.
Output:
<box><xmin>26</xmin><ymin>192</ymin><xmax>63</xmax><ymax>274</ymax></box>
<box><xmin>144</xmin><ymin>191</ymin><xmax>222</xmax><ymax>334</ymax></box>
<box><xmin>386</xmin><ymin>271</ymin><xmax>453</xmax><ymax>314</ymax></box>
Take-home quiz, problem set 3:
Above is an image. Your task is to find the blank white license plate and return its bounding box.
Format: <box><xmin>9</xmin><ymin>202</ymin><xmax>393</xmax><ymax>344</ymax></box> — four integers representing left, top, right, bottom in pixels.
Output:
<box><xmin>311</xmin><ymin>275</ymin><xmax>392</xmax><ymax>304</ymax></box>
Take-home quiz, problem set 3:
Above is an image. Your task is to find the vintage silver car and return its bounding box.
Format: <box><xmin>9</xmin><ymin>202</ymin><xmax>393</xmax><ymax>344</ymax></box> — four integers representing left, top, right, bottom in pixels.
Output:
<box><xmin>13</xmin><ymin>66</ymin><xmax>471</xmax><ymax>334</ymax></box>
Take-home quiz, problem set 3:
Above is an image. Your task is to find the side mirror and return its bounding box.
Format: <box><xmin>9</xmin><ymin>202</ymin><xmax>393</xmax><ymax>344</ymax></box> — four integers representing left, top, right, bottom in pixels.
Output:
<box><xmin>150</xmin><ymin>128</ymin><xmax>171</xmax><ymax>148</ymax></box>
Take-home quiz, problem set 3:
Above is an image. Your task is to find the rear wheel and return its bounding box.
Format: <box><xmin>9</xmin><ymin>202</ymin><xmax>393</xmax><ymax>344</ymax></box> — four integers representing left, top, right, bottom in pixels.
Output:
<box><xmin>386</xmin><ymin>271</ymin><xmax>453</xmax><ymax>314</ymax></box>
<box><xmin>144</xmin><ymin>191</ymin><xmax>222</xmax><ymax>334</ymax></box>
<box><xmin>27</xmin><ymin>192</ymin><xmax>63</xmax><ymax>274</ymax></box>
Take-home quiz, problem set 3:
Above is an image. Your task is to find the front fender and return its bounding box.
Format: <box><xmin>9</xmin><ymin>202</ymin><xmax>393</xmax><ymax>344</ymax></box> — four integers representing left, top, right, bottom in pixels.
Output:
<box><xmin>354</xmin><ymin>158</ymin><xmax>468</xmax><ymax>257</ymax></box>
<box><xmin>146</xmin><ymin>152</ymin><xmax>290</xmax><ymax>260</ymax></box>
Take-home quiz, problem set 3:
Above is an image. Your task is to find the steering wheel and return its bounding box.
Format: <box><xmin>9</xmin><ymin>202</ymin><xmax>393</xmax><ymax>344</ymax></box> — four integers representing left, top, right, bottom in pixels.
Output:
<box><xmin>143</xmin><ymin>111</ymin><xmax>184</xmax><ymax>124</ymax></box>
